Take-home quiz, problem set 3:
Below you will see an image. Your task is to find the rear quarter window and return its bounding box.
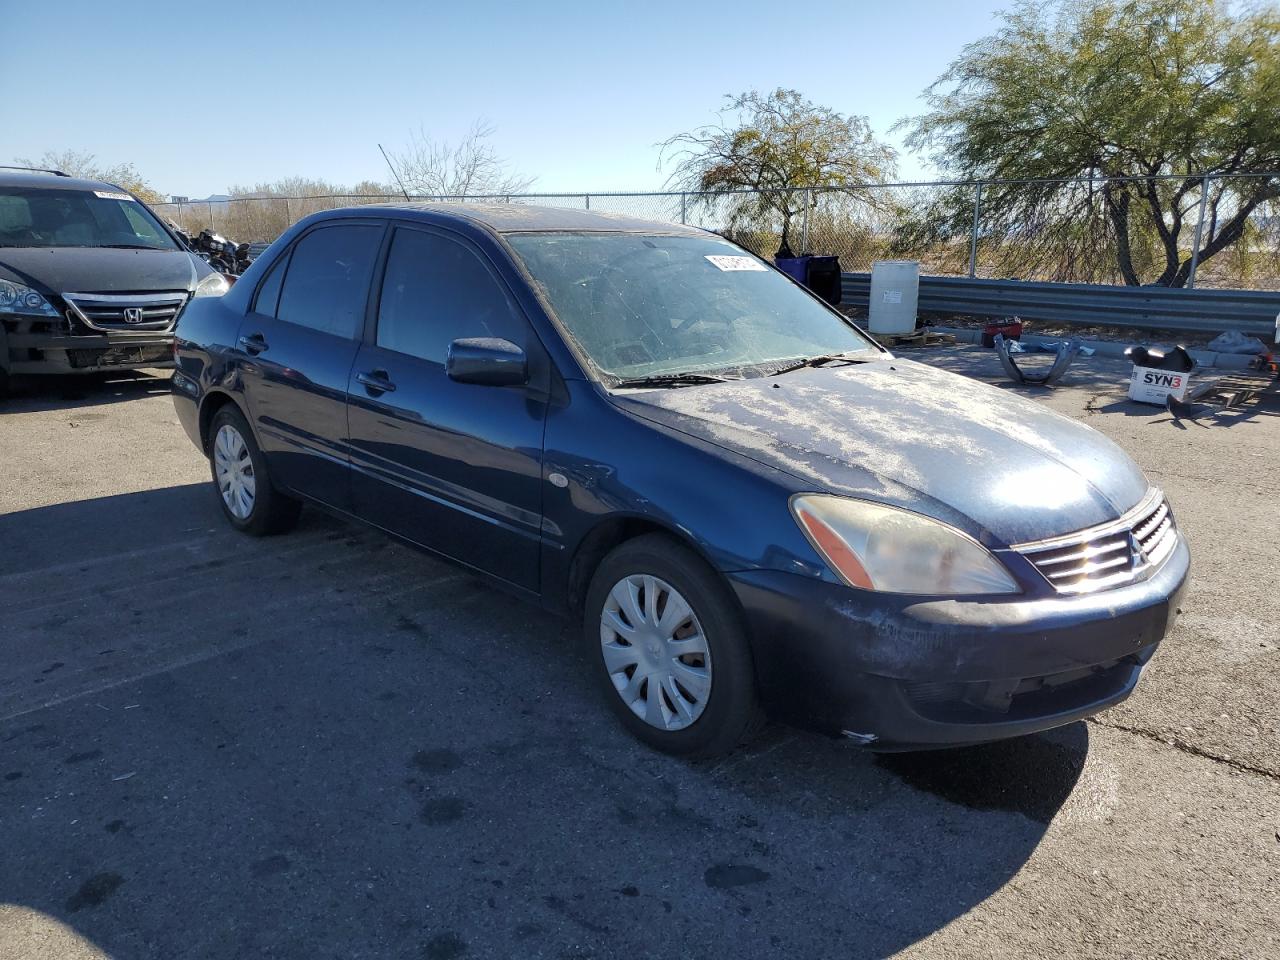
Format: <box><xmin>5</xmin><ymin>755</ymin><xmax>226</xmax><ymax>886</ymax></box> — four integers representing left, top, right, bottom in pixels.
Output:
<box><xmin>275</xmin><ymin>224</ymin><xmax>382</xmax><ymax>338</ymax></box>
<box><xmin>253</xmin><ymin>253</ymin><xmax>288</xmax><ymax>317</ymax></box>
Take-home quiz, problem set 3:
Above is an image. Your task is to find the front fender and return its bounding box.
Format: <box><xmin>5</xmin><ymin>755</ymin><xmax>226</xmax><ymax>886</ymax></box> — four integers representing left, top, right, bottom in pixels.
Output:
<box><xmin>540</xmin><ymin>380</ymin><xmax>826</xmax><ymax>609</ymax></box>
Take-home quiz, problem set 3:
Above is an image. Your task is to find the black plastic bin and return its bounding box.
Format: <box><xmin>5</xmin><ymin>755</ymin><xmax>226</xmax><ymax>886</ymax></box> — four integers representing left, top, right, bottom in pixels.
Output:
<box><xmin>805</xmin><ymin>255</ymin><xmax>842</xmax><ymax>306</ymax></box>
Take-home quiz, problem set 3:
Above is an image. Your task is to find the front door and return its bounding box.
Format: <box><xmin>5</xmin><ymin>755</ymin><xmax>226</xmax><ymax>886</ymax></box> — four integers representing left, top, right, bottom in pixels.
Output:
<box><xmin>346</xmin><ymin>224</ymin><xmax>547</xmax><ymax>592</ymax></box>
<box><xmin>235</xmin><ymin>221</ymin><xmax>384</xmax><ymax>508</ymax></box>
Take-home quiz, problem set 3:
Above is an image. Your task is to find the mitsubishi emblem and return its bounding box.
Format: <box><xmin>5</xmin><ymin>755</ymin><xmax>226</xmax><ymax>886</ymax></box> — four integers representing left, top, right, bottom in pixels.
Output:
<box><xmin>1129</xmin><ymin>531</ymin><xmax>1145</xmax><ymax>566</ymax></box>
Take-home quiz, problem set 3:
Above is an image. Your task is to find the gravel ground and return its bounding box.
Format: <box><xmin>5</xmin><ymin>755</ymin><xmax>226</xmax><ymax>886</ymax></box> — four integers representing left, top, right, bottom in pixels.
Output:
<box><xmin>0</xmin><ymin>359</ymin><xmax>1277</xmax><ymax>960</ymax></box>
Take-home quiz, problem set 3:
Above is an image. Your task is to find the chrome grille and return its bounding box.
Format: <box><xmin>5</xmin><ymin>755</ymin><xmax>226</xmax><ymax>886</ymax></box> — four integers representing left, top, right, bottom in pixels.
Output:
<box><xmin>1013</xmin><ymin>489</ymin><xmax>1177</xmax><ymax>595</ymax></box>
<box><xmin>63</xmin><ymin>292</ymin><xmax>188</xmax><ymax>332</ymax></box>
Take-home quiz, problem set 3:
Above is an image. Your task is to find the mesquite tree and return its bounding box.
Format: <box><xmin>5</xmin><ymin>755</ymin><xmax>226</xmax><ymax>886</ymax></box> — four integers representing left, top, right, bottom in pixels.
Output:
<box><xmin>661</xmin><ymin>89</ymin><xmax>895</xmax><ymax>256</ymax></box>
<box><xmin>900</xmin><ymin>0</ymin><xmax>1280</xmax><ymax>286</ymax></box>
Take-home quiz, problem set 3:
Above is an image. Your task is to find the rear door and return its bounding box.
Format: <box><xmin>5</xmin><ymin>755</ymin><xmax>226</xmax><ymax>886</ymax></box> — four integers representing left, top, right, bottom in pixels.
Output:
<box><xmin>235</xmin><ymin>221</ymin><xmax>384</xmax><ymax>508</ymax></box>
<box><xmin>346</xmin><ymin>223</ymin><xmax>548</xmax><ymax>592</ymax></box>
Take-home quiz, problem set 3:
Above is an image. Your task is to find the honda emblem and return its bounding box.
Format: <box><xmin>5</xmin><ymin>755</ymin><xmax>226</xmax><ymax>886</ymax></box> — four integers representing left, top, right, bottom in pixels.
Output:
<box><xmin>123</xmin><ymin>307</ymin><xmax>144</xmax><ymax>323</ymax></box>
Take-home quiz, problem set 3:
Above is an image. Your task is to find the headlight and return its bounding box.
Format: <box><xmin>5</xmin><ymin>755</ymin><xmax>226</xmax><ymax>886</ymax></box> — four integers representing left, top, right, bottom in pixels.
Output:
<box><xmin>194</xmin><ymin>272</ymin><xmax>230</xmax><ymax>298</ymax></box>
<box><xmin>790</xmin><ymin>494</ymin><xmax>1020</xmax><ymax>595</ymax></box>
<box><xmin>0</xmin><ymin>279</ymin><xmax>59</xmax><ymax>317</ymax></box>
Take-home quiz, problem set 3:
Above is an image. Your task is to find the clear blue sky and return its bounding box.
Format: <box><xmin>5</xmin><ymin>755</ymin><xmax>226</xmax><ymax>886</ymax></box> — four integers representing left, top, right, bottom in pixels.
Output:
<box><xmin>3</xmin><ymin>0</ymin><xmax>1010</xmax><ymax>198</ymax></box>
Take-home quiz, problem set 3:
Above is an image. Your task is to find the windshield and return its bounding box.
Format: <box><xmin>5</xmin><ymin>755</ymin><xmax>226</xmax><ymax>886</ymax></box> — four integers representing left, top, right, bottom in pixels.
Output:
<box><xmin>0</xmin><ymin>186</ymin><xmax>178</xmax><ymax>250</ymax></box>
<box><xmin>506</xmin><ymin>232</ymin><xmax>876</xmax><ymax>381</ymax></box>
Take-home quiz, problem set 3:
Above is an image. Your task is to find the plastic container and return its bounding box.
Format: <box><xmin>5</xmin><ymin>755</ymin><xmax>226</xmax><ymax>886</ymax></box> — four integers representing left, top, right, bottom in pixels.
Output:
<box><xmin>806</xmin><ymin>255</ymin><xmax>842</xmax><ymax>305</ymax></box>
<box><xmin>867</xmin><ymin>260</ymin><xmax>919</xmax><ymax>334</ymax></box>
<box><xmin>774</xmin><ymin>255</ymin><xmax>811</xmax><ymax>285</ymax></box>
<box><xmin>982</xmin><ymin>319</ymin><xmax>1023</xmax><ymax>348</ymax></box>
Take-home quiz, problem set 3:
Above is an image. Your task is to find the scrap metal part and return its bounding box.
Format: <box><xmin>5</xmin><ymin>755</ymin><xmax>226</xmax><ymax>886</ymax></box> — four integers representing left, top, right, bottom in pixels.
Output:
<box><xmin>1165</xmin><ymin>373</ymin><xmax>1280</xmax><ymax>419</ymax></box>
<box><xmin>994</xmin><ymin>334</ymin><xmax>1081</xmax><ymax>386</ymax></box>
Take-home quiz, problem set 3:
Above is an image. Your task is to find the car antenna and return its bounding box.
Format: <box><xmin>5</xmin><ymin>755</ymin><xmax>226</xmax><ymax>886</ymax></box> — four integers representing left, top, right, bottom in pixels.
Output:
<box><xmin>377</xmin><ymin>144</ymin><xmax>411</xmax><ymax>201</ymax></box>
<box><xmin>0</xmin><ymin>165</ymin><xmax>70</xmax><ymax>177</ymax></box>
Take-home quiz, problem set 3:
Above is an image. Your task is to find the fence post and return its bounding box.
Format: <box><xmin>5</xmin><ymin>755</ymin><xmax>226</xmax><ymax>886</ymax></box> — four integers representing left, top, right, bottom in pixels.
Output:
<box><xmin>680</xmin><ymin>192</ymin><xmax>687</xmax><ymax>225</ymax></box>
<box><xmin>798</xmin><ymin>188</ymin><xmax>808</xmax><ymax>253</ymax></box>
<box><xmin>208</xmin><ymin>201</ymin><xmax>216</xmax><ymax>232</ymax></box>
<box><xmin>584</xmin><ymin>194</ymin><xmax>590</xmax><ymax>210</ymax></box>
<box><xmin>1187</xmin><ymin>174</ymin><xmax>1211</xmax><ymax>289</ymax></box>
<box><xmin>284</xmin><ymin>196</ymin><xmax>292</xmax><ymax>226</ymax></box>
<box><xmin>968</xmin><ymin>182</ymin><xmax>983</xmax><ymax>279</ymax></box>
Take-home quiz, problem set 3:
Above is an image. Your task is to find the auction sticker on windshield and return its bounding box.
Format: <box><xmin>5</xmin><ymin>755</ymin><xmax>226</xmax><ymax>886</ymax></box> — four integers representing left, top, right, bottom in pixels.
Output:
<box><xmin>705</xmin><ymin>255</ymin><xmax>766</xmax><ymax>271</ymax></box>
<box><xmin>94</xmin><ymin>191</ymin><xmax>135</xmax><ymax>201</ymax></box>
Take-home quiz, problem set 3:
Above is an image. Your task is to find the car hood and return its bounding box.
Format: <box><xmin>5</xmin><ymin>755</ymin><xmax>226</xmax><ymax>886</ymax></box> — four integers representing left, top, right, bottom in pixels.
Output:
<box><xmin>0</xmin><ymin>247</ymin><xmax>205</xmax><ymax>294</ymax></box>
<box><xmin>609</xmin><ymin>357</ymin><xmax>1149</xmax><ymax>546</ymax></box>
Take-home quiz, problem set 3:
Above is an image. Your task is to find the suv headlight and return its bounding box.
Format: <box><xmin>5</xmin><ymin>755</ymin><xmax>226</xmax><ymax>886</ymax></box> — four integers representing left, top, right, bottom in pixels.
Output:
<box><xmin>791</xmin><ymin>494</ymin><xmax>1020</xmax><ymax>595</ymax></box>
<box><xmin>0</xmin><ymin>279</ymin><xmax>59</xmax><ymax>317</ymax></box>
<box><xmin>194</xmin><ymin>272</ymin><xmax>230</xmax><ymax>298</ymax></box>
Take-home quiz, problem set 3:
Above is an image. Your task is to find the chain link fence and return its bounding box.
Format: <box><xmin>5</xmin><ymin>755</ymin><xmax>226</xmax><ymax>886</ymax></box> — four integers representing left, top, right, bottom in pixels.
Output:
<box><xmin>152</xmin><ymin>173</ymin><xmax>1280</xmax><ymax>290</ymax></box>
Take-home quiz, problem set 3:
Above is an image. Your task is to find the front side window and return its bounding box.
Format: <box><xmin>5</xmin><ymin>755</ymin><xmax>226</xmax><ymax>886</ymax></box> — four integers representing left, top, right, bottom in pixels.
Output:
<box><xmin>376</xmin><ymin>227</ymin><xmax>523</xmax><ymax>364</ymax></box>
<box><xmin>0</xmin><ymin>187</ymin><xmax>178</xmax><ymax>250</ymax></box>
<box><xmin>276</xmin><ymin>224</ymin><xmax>382</xmax><ymax>338</ymax></box>
<box><xmin>506</xmin><ymin>232</ymin><xmax>876</xmax><ymax>380</ymax></box>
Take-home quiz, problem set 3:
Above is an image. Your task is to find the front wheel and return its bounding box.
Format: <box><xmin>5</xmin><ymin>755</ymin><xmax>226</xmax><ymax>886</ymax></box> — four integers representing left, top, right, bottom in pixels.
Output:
<box><xmin>208</xmin><ymin>405</ymin><xmax>301</xmax><ymax>536</ymax></box>
<box><xmin>584</xmin><ymin>534</ymin><xmax>762</xmax><ymax>758</ymax></box>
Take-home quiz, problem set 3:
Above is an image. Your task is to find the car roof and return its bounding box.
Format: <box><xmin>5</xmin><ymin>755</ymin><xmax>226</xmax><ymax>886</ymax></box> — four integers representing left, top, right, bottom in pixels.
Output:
<box><xmin>0</xmin><ymin>170</ymin><xmax>130</xmax><ymax>193</ymax></box>
<box><xmin>352</xmin><ymin>201</ymin><xmax>705</xmax><ymax>236</ymax></box>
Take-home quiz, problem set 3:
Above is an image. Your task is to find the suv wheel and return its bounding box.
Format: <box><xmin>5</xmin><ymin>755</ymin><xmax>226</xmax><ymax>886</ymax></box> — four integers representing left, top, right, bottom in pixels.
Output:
<box><xmin>208</xmin><ymin>405</ymin><xmax>301</xmax><ymax>535</ymax></box>
<box><xmin>584</xmin><ymin>534</ymin><xmax>762</xmax><ymax>758</ymax></box>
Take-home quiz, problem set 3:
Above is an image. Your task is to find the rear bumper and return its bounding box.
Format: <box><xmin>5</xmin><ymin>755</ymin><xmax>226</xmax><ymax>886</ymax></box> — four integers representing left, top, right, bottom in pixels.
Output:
<box><xmin>729</xmin><ymin>534</ymin><xmax>1190</xmax><ymax>750</ymax></box>
<box><xmin>171</xmin><ymin>376</ymin><xmax>202</xmax><ymax>450</ymax></box>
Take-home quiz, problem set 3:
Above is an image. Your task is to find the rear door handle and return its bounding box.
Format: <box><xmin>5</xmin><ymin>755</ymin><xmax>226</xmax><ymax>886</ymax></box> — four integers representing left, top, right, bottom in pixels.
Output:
<box><xmin>238</xmin><ymin>332</ymin><xmax>268</xmax><ymax>354</ymax></box>
<box><xmin>357</xmin><ymin>369</ymin><xmax>396</xmax><ymax>394</ymax></box>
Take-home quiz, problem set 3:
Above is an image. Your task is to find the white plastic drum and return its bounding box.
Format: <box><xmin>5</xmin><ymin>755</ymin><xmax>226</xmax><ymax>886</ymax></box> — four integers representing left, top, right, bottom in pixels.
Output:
<box><xmin>867</xmin><ymin>260</ymin><xmax>920</xmax><ymax>335</ymax></box>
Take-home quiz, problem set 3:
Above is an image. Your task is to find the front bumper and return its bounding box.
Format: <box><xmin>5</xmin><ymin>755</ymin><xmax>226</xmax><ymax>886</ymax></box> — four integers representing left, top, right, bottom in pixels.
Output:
<box><xmin>729</xmin><ymin>534</ymin><xmax>1190</xmax><ymax>750</ymax></box>
<box><xmin>4</xmin><ymin>325</ymin><xmax>173</xmax><ymax>374</ymax></box>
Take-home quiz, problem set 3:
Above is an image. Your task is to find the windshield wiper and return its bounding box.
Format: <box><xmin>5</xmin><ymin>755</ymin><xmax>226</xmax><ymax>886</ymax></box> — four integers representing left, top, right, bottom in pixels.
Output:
<box><xmin>770</xmin><ymin>352</ymin><xmax>869</xmax><ymax>377</ymax></box>
<box><xmin>612</xmin><ymin>372</ymin><xmax>733</xmax><ymax>389</ymax></box>
<box><xmin>101</xmin><ymin>243</ymin><xmax>165</xmax><ymax>250</ymax></box>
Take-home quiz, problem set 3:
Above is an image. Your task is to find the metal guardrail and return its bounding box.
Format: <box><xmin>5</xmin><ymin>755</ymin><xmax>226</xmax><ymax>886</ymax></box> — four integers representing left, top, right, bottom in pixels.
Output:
<box><xmin>841</xmin><ymin>273</ymin><xmax>1280</xmax><ymax>335</ymax></box>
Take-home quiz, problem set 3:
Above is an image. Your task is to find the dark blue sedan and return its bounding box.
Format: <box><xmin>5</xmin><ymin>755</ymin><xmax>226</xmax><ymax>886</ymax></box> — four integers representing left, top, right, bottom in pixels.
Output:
<box><xmin>172</xmin><ymin>204</ymin><xmax>1189</xmax><ymax>757</ymax></box>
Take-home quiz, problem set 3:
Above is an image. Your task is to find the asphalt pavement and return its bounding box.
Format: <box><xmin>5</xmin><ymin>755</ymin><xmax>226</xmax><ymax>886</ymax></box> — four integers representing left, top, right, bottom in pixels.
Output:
<box><xmin>0</xmin><ymin>354</ymin><xmax>1276</xmax><ymax>959</ymax></box>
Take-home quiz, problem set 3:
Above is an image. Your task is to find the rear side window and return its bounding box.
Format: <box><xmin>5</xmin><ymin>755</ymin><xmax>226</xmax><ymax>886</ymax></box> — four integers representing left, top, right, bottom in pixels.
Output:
<box><xmin>253</xmin><ymin>253</ymin><xmax>288</xmax><ymax>317</ymax></box>
<box><xmin>276</xmin><ymin>224</ymin><xmax>382</xmax><ymax>338</ymax></box>
<box><xmin>376</xmin><ymin>228</ymin><xmax>523</xmax><ymax>363</ymax></box>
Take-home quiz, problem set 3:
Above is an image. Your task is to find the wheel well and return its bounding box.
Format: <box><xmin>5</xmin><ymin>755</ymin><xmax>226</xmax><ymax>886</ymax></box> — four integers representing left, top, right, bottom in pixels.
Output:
<box><xmin>566</xmin><ymin>517</ymin><xmax>724</xmax><ymax>614</ymax></box>
<box><xmin>198</xmin><ymin>392</ymin><xmax>240</xmax><ymax>453</ymax></box>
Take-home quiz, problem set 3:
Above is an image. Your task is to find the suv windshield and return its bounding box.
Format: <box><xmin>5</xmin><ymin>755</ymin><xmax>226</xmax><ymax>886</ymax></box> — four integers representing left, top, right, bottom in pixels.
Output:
<box><xmin>0</xmin><ymin>186</ymin><xmax>178</xmax><ymax>250</ymax></box>
<box><xmin>506</xmin><ymin>232</ymin><xmax>876</xmax><ymax>381</ymax></box>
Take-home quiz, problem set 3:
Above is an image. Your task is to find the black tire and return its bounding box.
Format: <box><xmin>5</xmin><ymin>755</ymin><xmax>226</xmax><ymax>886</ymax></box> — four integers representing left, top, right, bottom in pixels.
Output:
<box><xmin>207</xmin><ymin>405</ymin><xmax>301</xmax><ymax>536</ymax></box>
<box><xmin>584</xmin><ymin>533</ymin><xmax>762</xmax><ymax>759</ymax></box>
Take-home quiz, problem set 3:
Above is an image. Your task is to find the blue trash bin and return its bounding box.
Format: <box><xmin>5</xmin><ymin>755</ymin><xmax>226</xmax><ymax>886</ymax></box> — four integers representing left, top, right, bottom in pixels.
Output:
<box><xmin>774</xmin><ymin>255</ymin><xmax>811</xmax><ymax>285</ymax></box>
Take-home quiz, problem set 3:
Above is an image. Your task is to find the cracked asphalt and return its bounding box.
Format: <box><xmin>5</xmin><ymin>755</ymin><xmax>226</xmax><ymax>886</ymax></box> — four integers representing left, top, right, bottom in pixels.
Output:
<box><xmin>1</xmin><ymin>351</ymin><xmax>1277</xmax><ymax>959</ymax></box>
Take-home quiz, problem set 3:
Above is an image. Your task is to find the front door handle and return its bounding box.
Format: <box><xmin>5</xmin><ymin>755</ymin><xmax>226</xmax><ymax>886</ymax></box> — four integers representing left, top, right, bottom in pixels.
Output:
<box><xmin>238</xmin><ymin>332</ymin><xmax>269</xmax><ymax>354</ymax></box>
<box><xmin>357</xmin><ymin>369</ymin><xmax>397</xmax><ymax>394</ymax></box>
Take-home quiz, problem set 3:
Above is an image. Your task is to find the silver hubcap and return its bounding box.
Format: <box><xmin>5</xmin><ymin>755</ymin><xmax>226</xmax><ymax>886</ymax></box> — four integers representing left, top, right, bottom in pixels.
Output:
<box><xmin>599</xmin><ymin>574</ymin><xmax>711</xmax><ymax>731</ymax></box>
<box><xmin>213</xmin><ymin>424</ymin><xmax>256</xmax><ymax>520</ymax></box>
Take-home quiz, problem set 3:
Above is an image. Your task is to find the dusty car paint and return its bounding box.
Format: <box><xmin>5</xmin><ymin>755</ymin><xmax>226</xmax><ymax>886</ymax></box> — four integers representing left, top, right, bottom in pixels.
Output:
<box><xmin>611</xmin><ymin>358</ymin><xmax>1149</xmax><ymax>546</ymax></box>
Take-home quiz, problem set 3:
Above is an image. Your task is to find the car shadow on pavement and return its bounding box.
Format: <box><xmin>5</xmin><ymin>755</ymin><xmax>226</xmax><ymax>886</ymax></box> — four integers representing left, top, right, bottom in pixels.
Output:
<box><xmin>0</xmin><ymin>369</ymin><xmax>170</xmax><ymax>413</ymax></box>
<box><xmin>0</xmin><ymin>482</ymin><xmax>1087</xmax><ymax>959</ymax></box>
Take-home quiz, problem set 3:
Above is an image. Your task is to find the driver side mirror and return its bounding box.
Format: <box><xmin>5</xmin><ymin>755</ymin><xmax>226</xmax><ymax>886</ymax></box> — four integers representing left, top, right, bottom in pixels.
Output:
<box><xmin>446</xmin><ymin>337</ymin><xmax>528</xmax><ymax>386</ymax></box>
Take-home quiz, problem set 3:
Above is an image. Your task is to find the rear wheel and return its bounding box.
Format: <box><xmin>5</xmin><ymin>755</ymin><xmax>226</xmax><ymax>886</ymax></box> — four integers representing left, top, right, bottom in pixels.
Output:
<box><xmin>584</xmin><ymin>534</ymin><xmax>761</xmax><ymax>758</ymax></box>
<box><xmin>208</xmin><ymin>405</ymin><xmax>301</xmax><ymax>536</ymax></box>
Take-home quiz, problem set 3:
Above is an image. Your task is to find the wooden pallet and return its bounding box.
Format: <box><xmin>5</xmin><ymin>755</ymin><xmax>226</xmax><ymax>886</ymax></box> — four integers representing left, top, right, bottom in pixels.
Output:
<box><xmin>871</xmin><ymin>329</ymin><xmax>958</xmax><ymax>348</ymax></box>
